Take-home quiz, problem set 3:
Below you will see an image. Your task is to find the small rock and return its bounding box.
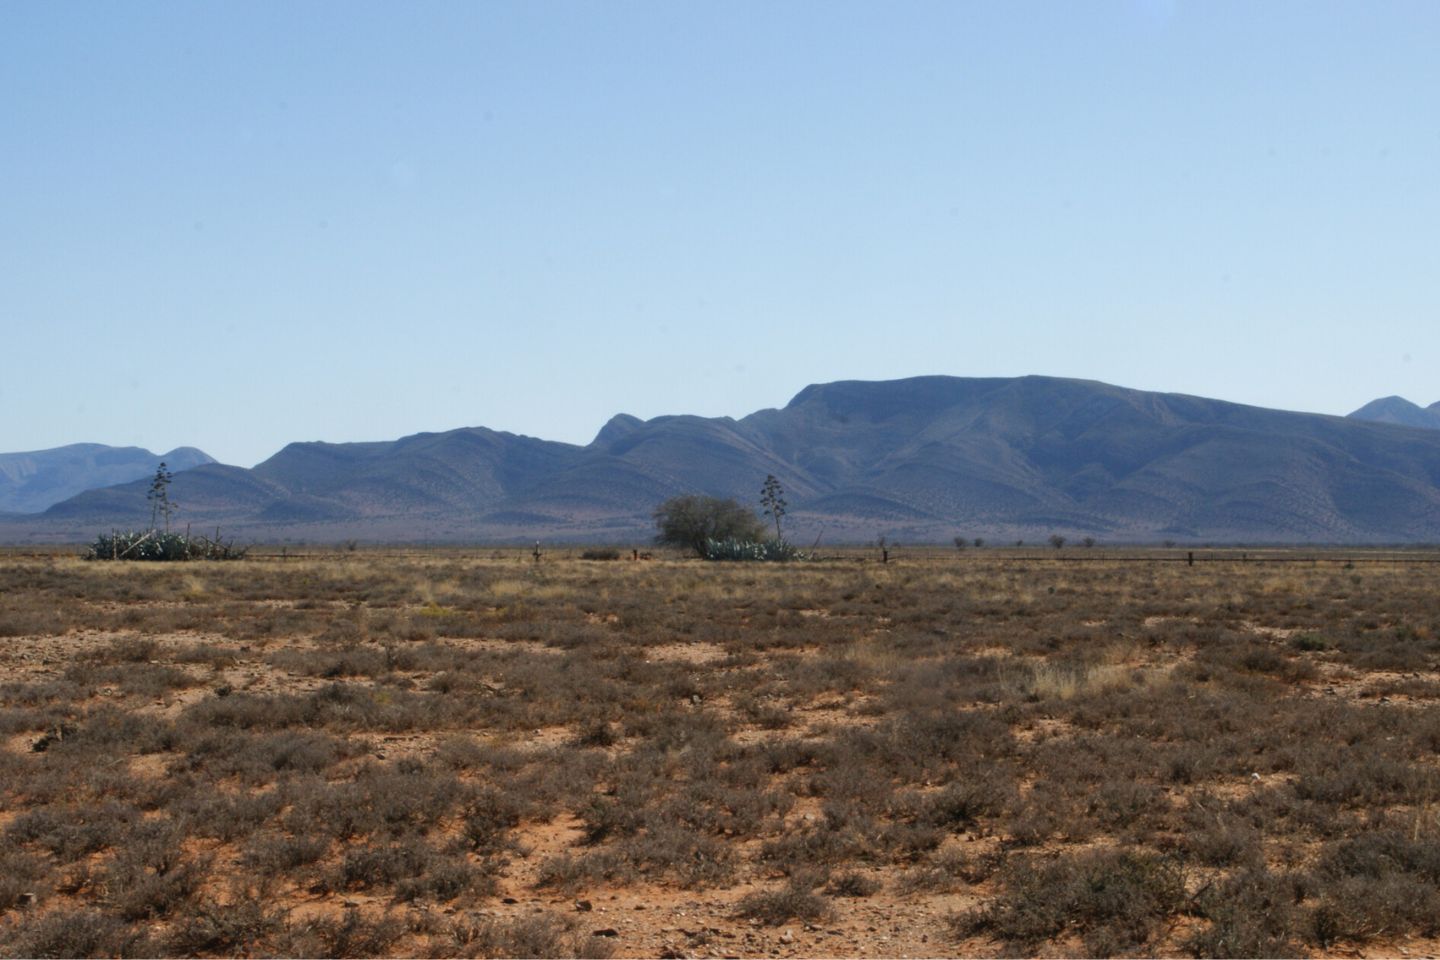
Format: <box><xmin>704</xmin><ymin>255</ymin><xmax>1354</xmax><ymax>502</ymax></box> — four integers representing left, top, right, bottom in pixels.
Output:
<box><xmin>342</xmin><ymin>900</ymin><xmax>359</xmax><ymax>908</ymax></box>
<box><xmin>575</xmin><ymin>899</ymin><xmax>593</xmax><ymax>912</ymax></box>
<box><xmin>501</xmin><ymin>897</ymin><xmax>519</xmax><ymax>905</ymax></box>
<box><xmin>779</xmin><ymin>931</ymin><xmax>794</xmax><ymax>944</ymax></box>
<box><xmin>17</xmin><ymin>893</ymin><xmax>36</xmax><ymax>908</ymax></box>
<box><xmin>593</xmin><ymin>928</ymin><xmax>620</xmax><ymax>938</ymax></box>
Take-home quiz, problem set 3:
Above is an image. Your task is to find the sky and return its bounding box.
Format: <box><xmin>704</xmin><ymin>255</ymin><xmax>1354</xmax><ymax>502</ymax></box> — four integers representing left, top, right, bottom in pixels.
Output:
<box><xmin>3</xmin><ymin>1</ymin><xmax>1438</xmax><ymax>467</ymax></box>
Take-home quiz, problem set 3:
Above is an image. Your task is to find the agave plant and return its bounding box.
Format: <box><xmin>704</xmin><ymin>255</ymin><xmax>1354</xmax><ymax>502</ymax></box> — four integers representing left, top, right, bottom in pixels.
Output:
<box><xmin>701</xmin><ymin>537</ymin><xmax>807</xmax><ymax>562</ymax></box>
<box><xmin>86</xmin><ymin>530</ymin><xmax>246</xmax><ymax>561</ymax></box>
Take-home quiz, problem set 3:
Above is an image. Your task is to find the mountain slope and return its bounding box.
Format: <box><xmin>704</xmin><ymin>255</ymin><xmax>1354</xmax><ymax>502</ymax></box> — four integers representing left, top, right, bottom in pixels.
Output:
<box><xmin>0</xmin><ymin>444</ymin><xmax>214</xmax><ymax>514</ymax></box>
<box><xmin>18</xmin><ymin>377</ymin><xmax>1440</xmax><ymax>543</ymax></box>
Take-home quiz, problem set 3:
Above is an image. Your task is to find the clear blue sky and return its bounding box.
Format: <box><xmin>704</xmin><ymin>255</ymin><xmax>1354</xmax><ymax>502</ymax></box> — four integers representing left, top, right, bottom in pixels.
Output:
<box><xmin>4</xmin><ymin>1</ymin><xmax>1437</xmax><ymax>467</ymax></box>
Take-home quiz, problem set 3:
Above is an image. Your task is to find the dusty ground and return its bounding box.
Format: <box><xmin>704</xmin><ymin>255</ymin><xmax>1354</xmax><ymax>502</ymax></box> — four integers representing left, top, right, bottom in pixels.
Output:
<box><xmin>3</xmin><ymin>548</ymin><xmax>1440</xmax><ymax>957</ymax></box>
<box><xmin>0</xmin><ymin>623</ymin><xmax>975</xmax><ymax>957</ymax></box>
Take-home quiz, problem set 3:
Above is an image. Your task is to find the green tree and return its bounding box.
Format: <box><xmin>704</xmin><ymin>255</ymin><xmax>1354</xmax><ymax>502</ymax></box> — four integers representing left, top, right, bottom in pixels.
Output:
<box><xmin>760</xmin><ymin>474</ymin><xmax>787</xmax><ymax>540</ymax></box>
<box><xmin>653</xmin><ymin>495</ymin><xmax>765</xmax><ymax>557</ymax></box>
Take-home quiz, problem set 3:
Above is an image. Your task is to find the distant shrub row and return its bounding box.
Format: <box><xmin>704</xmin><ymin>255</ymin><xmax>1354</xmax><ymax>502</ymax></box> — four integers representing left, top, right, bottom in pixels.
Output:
<box><xmin>87</xmin><ymin>530</ymin><xmax>248</xmax><ymax>562</ymax></box>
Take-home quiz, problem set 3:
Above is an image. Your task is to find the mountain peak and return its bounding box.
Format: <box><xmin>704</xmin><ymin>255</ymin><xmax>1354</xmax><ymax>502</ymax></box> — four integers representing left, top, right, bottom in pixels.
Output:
<box><xmin>1347</xmin><ymin>396</ymin><xmax>1440</xmax><ymax>430</ymax></box>
<box><xmin>0</xmin><ymin>443</ymin><xmax>214</xmax><ymax>514</ymax></box>
<box><xmin>592</xmin><ymin>413</ymin><xmax>644</xmax><ymax>448</ymax></box>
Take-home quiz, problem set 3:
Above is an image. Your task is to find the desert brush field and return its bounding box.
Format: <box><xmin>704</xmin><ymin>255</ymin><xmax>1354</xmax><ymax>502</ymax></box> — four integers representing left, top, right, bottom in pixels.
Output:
<box><xmin>2</xmin><ymin>547</ymin><xmax>1440</xmax><ymax>957</ymax></box>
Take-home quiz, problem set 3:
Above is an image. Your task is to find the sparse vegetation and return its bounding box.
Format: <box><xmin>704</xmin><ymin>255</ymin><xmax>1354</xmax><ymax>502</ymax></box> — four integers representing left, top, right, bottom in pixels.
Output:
<box><xmin>2</xmin><ymin>546</ymin><xmax>1439</xmax><ymax>956</ymax></box>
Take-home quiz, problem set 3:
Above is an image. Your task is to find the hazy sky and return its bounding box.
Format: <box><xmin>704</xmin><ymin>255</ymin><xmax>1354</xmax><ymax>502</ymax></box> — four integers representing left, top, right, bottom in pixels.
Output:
<box><xmin>4</xmin><ymin>1</ymin><xmax>1438</xmax><ymax>467</ymax></box>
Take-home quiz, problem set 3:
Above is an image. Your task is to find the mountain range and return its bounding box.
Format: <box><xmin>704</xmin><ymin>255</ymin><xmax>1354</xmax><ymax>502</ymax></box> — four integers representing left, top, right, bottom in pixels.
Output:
<box><xmin>0</xmin><ymin>444</ymin><xmax>214</xmax><ymax>515</ymax></box>
<box><xmin>7</xmin><ymin>376</ymin><xmax>1440</xmax><ymax>544</ymax></box>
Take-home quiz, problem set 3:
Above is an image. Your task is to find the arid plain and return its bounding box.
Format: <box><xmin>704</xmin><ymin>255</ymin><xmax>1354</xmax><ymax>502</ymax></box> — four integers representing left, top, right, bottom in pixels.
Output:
<box><xmin>3</xmin><ymin>547</ymin><xmax>1440</xmax><ymax>957</ymax></box>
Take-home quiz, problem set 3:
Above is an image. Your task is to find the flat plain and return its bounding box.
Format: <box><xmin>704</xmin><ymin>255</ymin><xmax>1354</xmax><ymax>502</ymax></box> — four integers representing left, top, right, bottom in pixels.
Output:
<box><xmin>3</xmin><ymin>546</ymin><xmax>1440</xmax><ymax>957</ymax></box>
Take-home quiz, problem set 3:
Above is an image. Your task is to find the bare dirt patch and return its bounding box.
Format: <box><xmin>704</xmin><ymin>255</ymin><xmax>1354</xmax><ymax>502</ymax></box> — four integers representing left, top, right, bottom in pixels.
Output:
<box><xmin>642</xmin><ymin>642</ymin><xmax>728</xmax><ymax>665</ymax></box>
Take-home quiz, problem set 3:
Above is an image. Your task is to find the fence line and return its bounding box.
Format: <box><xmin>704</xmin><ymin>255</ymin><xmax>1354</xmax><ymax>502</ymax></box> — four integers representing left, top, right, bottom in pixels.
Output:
<box><xmin>6</xmin><ymin>546</ymin><xmax>1440</xmax><ymax>566</ymax></box>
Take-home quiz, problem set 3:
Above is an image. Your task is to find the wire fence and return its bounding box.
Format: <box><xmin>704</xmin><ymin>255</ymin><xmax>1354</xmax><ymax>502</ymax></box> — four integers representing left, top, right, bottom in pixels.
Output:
<box><xmin>6</xmin><ymin>543</ymin><xmax>1440</xmax><ymax>567</ymax></box>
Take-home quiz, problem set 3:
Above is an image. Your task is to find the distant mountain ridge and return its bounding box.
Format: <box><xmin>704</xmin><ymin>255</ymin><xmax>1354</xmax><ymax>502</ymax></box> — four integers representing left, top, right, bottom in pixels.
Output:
<box><xmin>1348</xmin><ymin>396</ymin><xmax>1440</xmax><ymax>431</ymax></box>
<box><xmin>12</xmin><ymin>376</ymin><xmax>1440</xmax><ymax>543</ymax></box>
<box><xmin>0</xmin><ymin>444</ymin><xmax>214</xmax><ymax>514</ymax></box>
